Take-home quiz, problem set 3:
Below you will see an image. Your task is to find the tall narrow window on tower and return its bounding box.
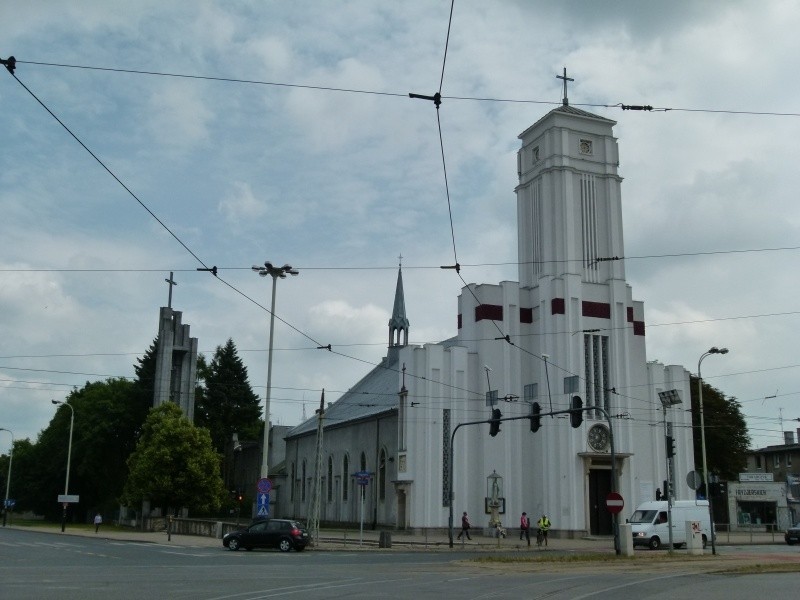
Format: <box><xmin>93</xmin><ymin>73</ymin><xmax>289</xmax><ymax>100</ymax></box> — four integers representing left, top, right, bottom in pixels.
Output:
<box><xmin>530</xmin><ymin>177</ymin><xmax>544</xmax><ymax>276</ymax></box>
<box><xmin>581</xmin><ymin>174</ymin><xmax>599</xmax><ymax>282</ymax></box>
<box><xmin>584</xmin><ymin>333</ymin><xmax>610</xmax><ymax>418</ymax></box>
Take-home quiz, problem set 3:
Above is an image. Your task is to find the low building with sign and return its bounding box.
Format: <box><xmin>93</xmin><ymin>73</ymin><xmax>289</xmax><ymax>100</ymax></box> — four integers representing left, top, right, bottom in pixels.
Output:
<box><xmin>744</xmin><ymin>430</ymin><xmax>800</xmax><ymax>525</ymax></box>
<box><xmin>726</xmin><ymin>473</ymin><xmax>790</xmax><ymax>531</ymax></box>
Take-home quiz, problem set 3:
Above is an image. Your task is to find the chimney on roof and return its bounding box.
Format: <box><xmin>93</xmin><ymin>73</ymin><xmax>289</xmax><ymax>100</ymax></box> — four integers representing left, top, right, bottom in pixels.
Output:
<box><xmin>784</xmin><ymin>431</ymin><xmax>795</xmax><ymax>445</ymax></box>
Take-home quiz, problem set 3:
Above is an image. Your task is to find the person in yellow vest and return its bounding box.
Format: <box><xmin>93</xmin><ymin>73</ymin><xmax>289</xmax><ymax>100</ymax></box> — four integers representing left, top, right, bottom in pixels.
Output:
<box><xmin>536</xmin><ymin>514</ymin><xmax>551</xmax><ymax>546</ymax></box>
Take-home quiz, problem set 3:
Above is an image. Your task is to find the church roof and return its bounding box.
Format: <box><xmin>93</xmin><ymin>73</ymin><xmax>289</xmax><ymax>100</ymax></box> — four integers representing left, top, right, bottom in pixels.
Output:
<box><xmin>519</xmin><ymin>103</ymin><xmax>616</xmax><ymax>139</ymax></box>
<box><xmin>285</xmin><ymin>347</ymin><xmax>401</xmax><ymax>439</ymax></box>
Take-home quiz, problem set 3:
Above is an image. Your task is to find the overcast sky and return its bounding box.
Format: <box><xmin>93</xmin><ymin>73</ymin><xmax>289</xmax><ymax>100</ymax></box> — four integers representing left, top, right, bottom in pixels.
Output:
<box><xmin>2</xmin><ymin>1</ymin><xmax>799</xmax><ymax>458</ymax></box>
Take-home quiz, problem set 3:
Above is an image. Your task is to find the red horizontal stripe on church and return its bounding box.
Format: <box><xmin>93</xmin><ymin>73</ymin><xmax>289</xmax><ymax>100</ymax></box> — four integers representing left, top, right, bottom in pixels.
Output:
<box><xmin>582</xmin><ymin>301</ymin><xmax>611</xmax><ymax>319</ymax></box>
<box><xmin>475</xmin><ymin>304</ymin><xmax>503</xmax><ymax>322</ymax></box>
<box><xmin>520</xmin><ymin>307</ymin><xmax>533</xmax><ymax>323</ymax></box>
<box><xmin>633</xmin><ymin>321</ymin><xmax>645</xmax><ymax>336</ymax></box>
<box><xmin>627</xmin><ymin>307</ymin><xmax>634</xmax><ymax>322</ymax></box>
<box><xmin>551</xmin><ymin>298</ymin><xmax>565</xmax><ymax>315</ymax></box>
<box><xmin>457</xmin><ymin>313</ymin><xmax>462</xmax><ymax>329</ymax></box>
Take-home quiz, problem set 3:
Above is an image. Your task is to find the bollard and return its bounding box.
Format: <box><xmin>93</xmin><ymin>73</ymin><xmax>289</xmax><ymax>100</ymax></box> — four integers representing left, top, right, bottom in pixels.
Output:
<box><xmin>618</xmin><ymin>523</ymin><xmax>634</xmax><ymax>556</ymax></box>
<box><xmin>379</xmin><ymin>531</ymin><xmax>392</xmax><ymax>548</ymax></box>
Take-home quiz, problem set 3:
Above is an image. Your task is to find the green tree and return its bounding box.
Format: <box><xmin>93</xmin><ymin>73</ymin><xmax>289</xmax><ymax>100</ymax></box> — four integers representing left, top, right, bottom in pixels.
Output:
<box><xmin>122</xmin><ymin>403</ymin><xmax>225</xmax><ymax>514</ymax></box>
<box><xmin>20</xmin><ymin>378</ymin><xmax>152</xmax><ymax>520</ymax></box>
<box><xmin>194</xmin><ymin>339</ymin><xmax>262</xmax><ymax>454</ymax></box>
<box><xmin>690</xmin><ymin>375</ymin><xmax>749</xmax><ymax>481</ymax></box>
<box><xmin>11</xmin><ymin>343</ymin><xmax>165</xmax><ymax>521</ymax></box>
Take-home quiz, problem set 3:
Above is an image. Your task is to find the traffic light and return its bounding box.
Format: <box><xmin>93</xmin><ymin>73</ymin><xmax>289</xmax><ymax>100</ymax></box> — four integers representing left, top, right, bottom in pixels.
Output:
<box><xmin>529</xmin><ymin>402</ymin><xmax>541</xmax><ymax>433</ymax></box>
<box><xmin>666</xmin><ymin>435</ymin><xmax>676</xmax><ymax>458</ymax></box>
<box><xmin>570</xmin><ymin>396</ymin><xmax>583</xmax><ymax>428</ymax></box>
<box><xmin>489</xmin><ymin>408</ymin><xmax>502</xmax><ymax>437</ymax></box>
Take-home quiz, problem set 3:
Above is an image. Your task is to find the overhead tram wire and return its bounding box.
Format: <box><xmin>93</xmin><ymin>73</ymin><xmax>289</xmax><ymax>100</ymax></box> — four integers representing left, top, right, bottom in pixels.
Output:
<box><xmin>4</xmin><ymin>244</ymin><xmax>800</xmax><ymax>274</ymax></box>
<box><xmin>2</xmin><ymin>64</ymin><xmax>331</xmax><ymax>353</ymax></box>
<box><xmin>5</xmin><ymin>59</ymin><xmax>796</xmax><ymax>416</ymax></box>
<box><xmin>11</xmin><ymin>59</ymin><xmax>800</xmax><ymax>119</ymax></box>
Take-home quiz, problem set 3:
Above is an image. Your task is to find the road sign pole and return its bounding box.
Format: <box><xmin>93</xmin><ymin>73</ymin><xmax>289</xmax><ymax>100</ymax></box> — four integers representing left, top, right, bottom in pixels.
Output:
<box><xmin>359</xmin><ymin>485</ymin><xmax>364</xmax><ymax>547</ymax></box>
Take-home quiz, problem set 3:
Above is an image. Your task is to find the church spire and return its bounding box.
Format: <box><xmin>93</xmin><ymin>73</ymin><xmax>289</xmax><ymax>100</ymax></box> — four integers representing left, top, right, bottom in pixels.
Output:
<box><xmin>388</xmin><ymin>257</ymin><xmax>410</xmax><ymax>347</ymax></box>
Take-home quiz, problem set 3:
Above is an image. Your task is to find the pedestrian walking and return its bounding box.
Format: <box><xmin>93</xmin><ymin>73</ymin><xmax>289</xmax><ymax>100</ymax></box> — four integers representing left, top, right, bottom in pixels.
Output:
<box><xmin>457</xmin><ymin>511</ymin><xmax>472</xmax><ymax>540</ymax></box>
<box><xmin>94</xmin><ymin>512</ymin><xmax>103</xmax><ymax>533</ymax></box>
<box><xmin>519</xmin><ymin>512</ymin><xmax>530</xmax><ymax>545</ymax></box>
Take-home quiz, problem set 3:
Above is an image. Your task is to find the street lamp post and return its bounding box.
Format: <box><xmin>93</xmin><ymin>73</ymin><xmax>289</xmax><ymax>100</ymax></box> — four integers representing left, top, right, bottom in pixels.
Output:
<box><xmin>698</xmin><ymin>346</ymin><xmax>728</xmax><ymax>555</ymax></box>
<box><xmin>658</xmin><ymin>389</ymin><xmax>683</xmax><ymax>552</ymax></box>
<box><xmin>252</xmin><ymin>261</ymin><xmax>298</xmax><ymax>480</ymax></box>
<box><xmin>52</xmin><ymin>399</ymin><xmax>75</xmax><ymax>532</ymax></box>
<box><xmin>0</xmin><ymin>428</ymin><xmax>13</xmax><ymax>527</ymax></box>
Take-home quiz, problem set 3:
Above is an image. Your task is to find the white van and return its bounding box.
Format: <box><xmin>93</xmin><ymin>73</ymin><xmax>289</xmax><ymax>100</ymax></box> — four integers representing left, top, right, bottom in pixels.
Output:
<box><xmin>629</xmin><ymin>500</ymin><xmax>712</xmax><ymax>550</ymax></box>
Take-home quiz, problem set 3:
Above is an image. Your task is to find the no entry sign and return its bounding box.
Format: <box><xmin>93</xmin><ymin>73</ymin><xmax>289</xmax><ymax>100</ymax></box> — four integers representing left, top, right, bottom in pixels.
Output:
<box><xmin>605</xmin><ymin>491</ymin><xmax>624</xmax><ymax>514</ymax></box>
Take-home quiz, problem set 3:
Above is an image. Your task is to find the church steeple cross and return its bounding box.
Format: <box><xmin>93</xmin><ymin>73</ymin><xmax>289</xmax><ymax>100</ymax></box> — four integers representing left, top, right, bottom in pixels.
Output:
<box><xmin>165</xmin><ymin>271</ymin><xmax>177</xmax><ymax>308</ymax></box>
<box><xmin>556</xmin><ymin>67</ymin><xmax>574</xmax><ymax>106</ymax></box>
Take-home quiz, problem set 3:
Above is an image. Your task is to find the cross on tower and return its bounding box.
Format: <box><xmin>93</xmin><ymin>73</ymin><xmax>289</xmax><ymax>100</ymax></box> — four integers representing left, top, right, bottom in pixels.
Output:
<box><xmin>556</xmin><ymin>67</ymin><xmax>574</xmax><ymax>106</ymax></box>
<box><xmin>164</xmin><ymin>271</ymin><xmax>177</xmax><ymax>308</ymax></box>
<box><xmin>398</xmin><ymin>253</ymin><xmax>403</xmax><ymax>267</ymax></box>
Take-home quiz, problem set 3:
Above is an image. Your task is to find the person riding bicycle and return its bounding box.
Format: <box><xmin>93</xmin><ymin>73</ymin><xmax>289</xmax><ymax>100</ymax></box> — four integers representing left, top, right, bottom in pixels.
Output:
<box><xmin>537</xmin><ymin>514</ymin><xmax>551</xmax><ymax>546</ymax></box>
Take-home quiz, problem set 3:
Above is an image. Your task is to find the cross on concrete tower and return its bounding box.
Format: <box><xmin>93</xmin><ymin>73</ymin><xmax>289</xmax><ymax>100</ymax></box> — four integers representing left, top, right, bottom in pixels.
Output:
<box><xmin>556</xmin><ymin>67</ymin><xmax>574</xmax><ymax>106</ymax></box>
<box><xmin>165</xmin><ymin>271</ymin><xmax>177</xmax><ymax>308</ymax></box>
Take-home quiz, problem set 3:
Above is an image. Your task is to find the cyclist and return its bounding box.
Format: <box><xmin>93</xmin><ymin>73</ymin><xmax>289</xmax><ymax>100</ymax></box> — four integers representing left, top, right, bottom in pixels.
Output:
<box><xmin>536</xmin><ymin>514</ymin><xmax>551</xmax><ymax>547</ymax></box>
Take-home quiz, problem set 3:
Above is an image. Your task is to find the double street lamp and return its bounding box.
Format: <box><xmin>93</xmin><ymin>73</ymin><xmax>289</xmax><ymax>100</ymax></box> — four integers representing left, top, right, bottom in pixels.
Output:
<box><xmin>0</xmin><ymin>428</ymin><xmax>13</xmax><ymax>527</ymax></box>
<box><xmin>52</xmin><ymin>399</ymin><xmax>75</xmax><ymax>532</ymax></box>
<box><xmin>698</xmin><ymin>346</ymin><xmax>728</xmax><ymax>555</ymax></box>
<box><xmin>252</xmin><ymin>261</ymin><xmax>299</xmax><ymax>480</ymax></box>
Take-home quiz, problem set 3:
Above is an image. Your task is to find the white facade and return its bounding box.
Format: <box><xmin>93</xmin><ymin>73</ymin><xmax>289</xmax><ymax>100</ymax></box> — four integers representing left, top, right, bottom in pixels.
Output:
<box><xmin>394</xmin><ymin>105</ymin><xmax>693</xmax><ymax>536</ymax></box>
<box><xmin>284</xmin><ymin>104</ymin><xmax>695</xmax><ymax>535</ymax></box>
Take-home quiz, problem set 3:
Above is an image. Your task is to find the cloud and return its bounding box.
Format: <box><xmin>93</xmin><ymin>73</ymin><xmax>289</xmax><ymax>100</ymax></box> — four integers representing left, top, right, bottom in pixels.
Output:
<box><xmin>146</xmin><ymin>81</ymin><xmax>214</xmax><ymax>151</ymax></box>
<box><xmin>218</xmin><ymin>181</ymin><xmax>269</xmax><ymax>224</ymax></box>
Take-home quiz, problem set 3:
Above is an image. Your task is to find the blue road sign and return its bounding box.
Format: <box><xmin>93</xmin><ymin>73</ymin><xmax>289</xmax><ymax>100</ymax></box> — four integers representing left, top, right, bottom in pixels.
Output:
<box><xmin>256</xmin><ymin>478</ymin><xmax>272</xmax><ymax>494</ymax></box>
<box><xmin>256</xmin><ymin>492</ymin><xmax>270</xmax><ymax>517</ymax></box>
<box><xmin>4</xmin><ymin>499</ymin><xmax>14</xmax><ymax>508</ymax></box>
<box><xmin>355</xmin><ymin>470</ymin><xmax>372</xmax><ymax>486</ymax></box>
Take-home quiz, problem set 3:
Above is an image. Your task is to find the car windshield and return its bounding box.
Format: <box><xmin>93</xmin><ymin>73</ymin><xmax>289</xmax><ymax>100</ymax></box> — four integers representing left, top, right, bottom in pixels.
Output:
<box><xmin>630</xmin><ymin>510</ymin><xmax>658</xmax><ymax>524</ymax></box>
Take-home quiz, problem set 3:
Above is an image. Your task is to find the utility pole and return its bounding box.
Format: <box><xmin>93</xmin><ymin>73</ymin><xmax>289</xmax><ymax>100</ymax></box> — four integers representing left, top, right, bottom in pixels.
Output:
<box><xmin>308</xmin><ymin>390</ymin><xmax>324</xmax><ymax>545</ymax></box>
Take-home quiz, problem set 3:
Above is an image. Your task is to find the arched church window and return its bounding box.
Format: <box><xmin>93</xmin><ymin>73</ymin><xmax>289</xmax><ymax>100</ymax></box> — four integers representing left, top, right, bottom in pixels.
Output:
<box><xmin>290</xmin><ymin>463</ymin><xmax>295</xmax><ymax>501</ymax></box>
<box><xmin>343</xmin><ymin>454</ymin><xmax>350</xmax><ymax>501</ymax></box>
<box><xmin>378</xmin><ymin>448</ymin><xmax>387</xmax><ymax>501</ymax></box>
<box><xmin>327</xmin><ymin>456</ymin><xmax>333</xmax><ymax>502</ymax></box>
<box><xmin>302</xmin><ymin>460</ymin><xmax>307</xmax><ymax>502</ymax></box>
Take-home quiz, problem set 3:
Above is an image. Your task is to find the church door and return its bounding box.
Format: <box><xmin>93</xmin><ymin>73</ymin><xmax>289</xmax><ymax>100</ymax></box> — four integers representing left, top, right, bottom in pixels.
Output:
<box><xmin>588</xmin><ymin>469</ymin><xmax>613</xmax><ymax>535</ymax></box>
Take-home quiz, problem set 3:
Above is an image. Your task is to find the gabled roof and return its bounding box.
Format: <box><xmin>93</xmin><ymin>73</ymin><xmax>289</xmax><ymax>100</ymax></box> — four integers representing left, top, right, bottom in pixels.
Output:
<box><xmin>285</xmin><ymin>350</ymin><xmax>400</xmax><ymax>439</ymax></box>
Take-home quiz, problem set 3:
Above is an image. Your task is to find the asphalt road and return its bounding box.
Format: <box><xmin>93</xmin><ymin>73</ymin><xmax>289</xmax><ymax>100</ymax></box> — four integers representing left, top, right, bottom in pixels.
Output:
<box><xmin>1</xmin><ymin>528</ymin><xmax>798</xmax><ymax>599</ymax></box>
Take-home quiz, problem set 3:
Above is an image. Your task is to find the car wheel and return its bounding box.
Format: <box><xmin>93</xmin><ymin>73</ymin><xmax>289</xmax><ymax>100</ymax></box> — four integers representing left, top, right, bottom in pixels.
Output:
<box><xmin>649</xmin><ymin>536</ymin><xmax>661</xmax><ymax>550</ymax></box>
<box><xmin>228</xmin><ymin>538</ymin><xmax>240</xmax><ymax>551</ymax></box>
<box><xmin>279</xmin><ymin>538</ymin><xmax>292</xmax><ymax>552</ymax></box>
<box><xmin>702</xmin><ymin>535</ymin><xmax>708</xmax><ymax>549</ymax></box>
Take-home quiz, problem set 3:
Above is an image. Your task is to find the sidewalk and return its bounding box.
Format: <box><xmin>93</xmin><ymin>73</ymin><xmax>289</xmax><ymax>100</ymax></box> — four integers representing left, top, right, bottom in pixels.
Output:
<box><xmin>3</xmin><ymin>524</ymin><xmax>787</xmax><ymax>552</ymax></box>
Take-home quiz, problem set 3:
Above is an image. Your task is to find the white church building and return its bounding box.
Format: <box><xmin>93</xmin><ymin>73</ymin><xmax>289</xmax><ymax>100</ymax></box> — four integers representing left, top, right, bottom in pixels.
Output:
<box><xmin>282</xmin><ymin>101</ymin><xmax>694</xmax><ymax>537</ymax></box>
